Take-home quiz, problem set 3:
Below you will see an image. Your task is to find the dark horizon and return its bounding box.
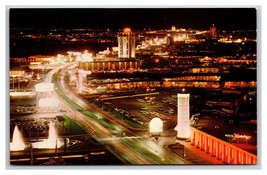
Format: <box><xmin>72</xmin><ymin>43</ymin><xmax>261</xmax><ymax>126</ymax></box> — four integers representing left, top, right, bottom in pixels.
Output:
<box><xmin>10</xmin><ymin>8</ymin><xmax>257</xmax><ymax>30</ymax></box>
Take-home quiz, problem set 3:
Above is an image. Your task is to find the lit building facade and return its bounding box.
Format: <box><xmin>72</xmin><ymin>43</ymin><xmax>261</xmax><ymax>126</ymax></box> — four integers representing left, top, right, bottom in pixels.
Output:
<box><xmin>190</xmin><ymin>127</ymin><xmax>257</xmax><ymax>164</ymax></box>
<box><xmin>77</xmin><ymin>60</ymin><xmax>142</xmax><ymax>71</ymax></box>
<box><xmin>118</xmin><ymin>28</ymin><xmax>136</xmax><ymax>58</ymax></box>
<box><xmin>175</xmin><ymin>93</ymin><xmax>190</xmax><ymax>139</ymax></box>
<box><xmin>10</xmin><ymin>67</ymin><xmax>26</xmax><ymax>77</ymax></box>
<box><xmin>188</xmin><ymin>67</ymin><xmax>219</xmax><ymax>73</ymax></box>
<box><xmin>210</xmin><ymin>24</ymin><xmax>217</xmax><ymax>38</ymax></box>
<box><xmin>28</xmin><ymin>55</ymin><xmax>54</xmax><ymax>63</ymax></box>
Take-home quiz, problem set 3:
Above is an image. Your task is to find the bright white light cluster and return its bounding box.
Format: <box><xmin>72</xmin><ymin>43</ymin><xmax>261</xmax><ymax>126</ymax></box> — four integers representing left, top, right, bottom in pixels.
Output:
<box><xmin>149</xmin><ymin>117</ymin><xmax>163</xmax><ymax>133</ymax></box>
<box><xmin>32</xmin><ymin>121</ymin><xmax>63</xmax><ymax>149</ymax></box>
<box><xmin>77</xmin><ymin>50</ymin><xmax>93</xmax><ymax>62</ymax></box>
<box><xmin>38</xmin><ymin>97</ymin><xmax>59</xmax><ymax>108</ymax></box>
<box><xmin>35</xmin><ymin>82</ymin><xmax>54</xmax><ymax>92</ymax></box>
<box><xmin>10</xmin><ymin>125</ymin><xmax>26</xmax><ymax>151</ymax></box>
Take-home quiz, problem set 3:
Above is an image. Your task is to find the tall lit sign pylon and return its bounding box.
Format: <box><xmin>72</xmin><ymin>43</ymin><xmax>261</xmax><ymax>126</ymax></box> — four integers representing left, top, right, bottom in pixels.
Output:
<box><xmin>174</xmin><ymin>93</ymin><xmax>190</xmax><ymax>139</ymax></box>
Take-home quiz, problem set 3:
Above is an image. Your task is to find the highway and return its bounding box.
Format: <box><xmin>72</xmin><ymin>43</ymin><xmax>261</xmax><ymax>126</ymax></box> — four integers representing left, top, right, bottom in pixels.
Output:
<box><xmin>47</xmin><ymin>62</ymin><xmax>190</xmax><ymax>165</ymax></box>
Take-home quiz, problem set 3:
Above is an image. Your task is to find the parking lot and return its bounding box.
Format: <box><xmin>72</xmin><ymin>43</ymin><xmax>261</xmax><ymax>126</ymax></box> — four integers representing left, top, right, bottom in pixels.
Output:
<box><xmin>100</xmin><ymin>91</ymin><xmax>257</xmax><ymax>155</ymax></box>
<box><xmin>103</xmin><ymin>93</ymin><xmax>179</xmax><ymax>131</ymax></box>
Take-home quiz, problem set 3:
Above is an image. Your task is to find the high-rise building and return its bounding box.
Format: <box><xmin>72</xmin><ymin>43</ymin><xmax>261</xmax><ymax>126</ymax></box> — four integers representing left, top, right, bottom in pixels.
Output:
<box><xmin>210</xmin><ymin>24</ymin><xmax>217</xmax><ymax>38</ymax></box>
<box><xmin>166</xmin><ymin>34</ymin><xmax>174</xmax><ymax>46</ymax></box>
<box><xmin>117</xmin><ymin>28</ymin><xmax>136</xmax><ymax>58</ymax></box>
<box><xmin>175</xmin><ymin>93</ymin><xmax>190</xmax><ymax>139</ymax></box>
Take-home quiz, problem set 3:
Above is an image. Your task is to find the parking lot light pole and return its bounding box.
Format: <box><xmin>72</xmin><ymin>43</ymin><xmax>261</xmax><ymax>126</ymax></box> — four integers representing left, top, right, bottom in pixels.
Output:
<box><xmin>183</xmin><ymin>146</ymin><xmax>187</xmax><ymax>157</ymax></box>
<box><xmin>101</xmin><ymin>99</ymin><xmax>104</xmax><ymax>109</ymax></box>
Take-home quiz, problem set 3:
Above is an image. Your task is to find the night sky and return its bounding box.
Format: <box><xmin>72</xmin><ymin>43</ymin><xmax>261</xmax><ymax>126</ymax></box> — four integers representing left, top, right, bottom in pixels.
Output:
<box><xmin>10</xmin><ymin>8</ymin><xmax>257</xmax><ymax>30</ymax></box>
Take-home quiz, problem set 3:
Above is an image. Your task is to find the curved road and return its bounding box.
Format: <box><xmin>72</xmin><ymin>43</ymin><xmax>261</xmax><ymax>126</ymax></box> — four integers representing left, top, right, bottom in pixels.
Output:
<box><xmin>48</xmin><ymin>62</ymin><xmax>190</xmax><ymax>165</ymax></box>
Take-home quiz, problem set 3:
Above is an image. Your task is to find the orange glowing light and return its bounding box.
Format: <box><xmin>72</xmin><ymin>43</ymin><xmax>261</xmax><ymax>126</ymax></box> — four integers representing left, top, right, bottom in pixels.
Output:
<box><xmin>123</xmin><ymin>28</ymin><xmax>131</xmax><ymax>35</ymax></box>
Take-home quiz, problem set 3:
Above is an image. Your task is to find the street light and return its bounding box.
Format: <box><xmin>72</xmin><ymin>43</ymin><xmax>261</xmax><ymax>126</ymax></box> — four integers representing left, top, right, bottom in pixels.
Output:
<box><xmin>101</xmin><ymin>99</ymin><xmax>104</xmax><ymax>109</ymax></box>
<box><xmin>183</xmin><ymin>146</ymin><xmax>187</xmax><ymax>157</ymax></box>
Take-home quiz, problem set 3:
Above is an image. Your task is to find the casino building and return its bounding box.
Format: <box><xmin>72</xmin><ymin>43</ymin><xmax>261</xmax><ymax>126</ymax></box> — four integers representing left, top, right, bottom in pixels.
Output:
<box><xmin>117</xmin><ymin>28</ymin><xmax>136</xmax><ymax>59</ymax></box>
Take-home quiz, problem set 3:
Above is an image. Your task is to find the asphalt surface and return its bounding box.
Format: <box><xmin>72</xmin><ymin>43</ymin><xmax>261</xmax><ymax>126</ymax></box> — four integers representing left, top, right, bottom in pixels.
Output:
<box><xmin>9</xmin><ymin>62</ymin><xmax>257</xmax><ymax>165</ymax></box>
<box><xmin>55</xmin><ymin>63</ymin><xmax>190</xmax><ymax>164</ymax></box>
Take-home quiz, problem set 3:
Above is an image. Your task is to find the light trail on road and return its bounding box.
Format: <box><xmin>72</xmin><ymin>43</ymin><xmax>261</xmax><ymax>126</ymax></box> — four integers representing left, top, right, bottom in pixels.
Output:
<box><xmin>48</xmin><ymin>62</ymin><xmax>190</xmax><ymax>164</ymax></box>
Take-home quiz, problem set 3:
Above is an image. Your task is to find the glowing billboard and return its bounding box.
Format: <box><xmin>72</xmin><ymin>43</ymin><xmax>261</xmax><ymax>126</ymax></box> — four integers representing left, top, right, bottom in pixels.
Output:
<box><xmin>175</xmin><ymin>93</ymin><xmax>190</xmax><ymax>139</ymax></box>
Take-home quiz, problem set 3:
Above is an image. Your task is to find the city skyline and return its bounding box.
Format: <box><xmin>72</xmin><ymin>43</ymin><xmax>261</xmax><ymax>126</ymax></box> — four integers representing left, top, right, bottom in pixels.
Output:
<box><xmin>10</xmin><ymin>8</ymin><xmax>256</xmax><ymax>30</ymax></box>
<box><xmin>9</xmin><ymin>7</ymin><xmax>258</xmax><ymax>166</ymax></box>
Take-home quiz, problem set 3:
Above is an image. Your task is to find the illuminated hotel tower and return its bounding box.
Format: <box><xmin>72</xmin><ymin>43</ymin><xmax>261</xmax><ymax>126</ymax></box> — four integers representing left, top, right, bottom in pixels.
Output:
<box><xmin>175</xmin><ymin>93</ymin><xmax>190</xmax><ymax>139</ymax></box>
<box><xmin>210</xmin><ymin>24</ymin><xmax>217</xmax><ymax>38</ymax></box>
<box><xmin>117</xmin><ymin>28</ymin><xmax>136</xmax><ymax>58</ymax></box>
